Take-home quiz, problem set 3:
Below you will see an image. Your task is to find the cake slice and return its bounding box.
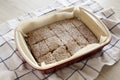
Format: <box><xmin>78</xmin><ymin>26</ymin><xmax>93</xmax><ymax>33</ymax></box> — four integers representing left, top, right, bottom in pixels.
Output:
<box><xmin>49</xmin><ymin>23</ymin><xmax>64</xmax><ymax>34</ymax></box>
<box><xmin>49</xmin><ymin>23</ymin><xmax>73</xmax><ymax>44</ymax></box>
<box><xmin>30</xmin><ymin>43</ymin><xmax>40</xmax><ymax>59</ymax></box>
<box><xmin>45</xmin><ymin>36</ymin><xmax>63</xmax><ymax>51</ymax></box>
<box><xmin>71</xmin><ymin>19</ymin><xmax>98</xmax><ymax>43</ymax></box>
<box><xmin>60</xmin><ymin>20</ymin><xmax>88</xmax><ymax>45</ymax></box>
<box><xmin>52</xmin><ymin>46</ymin><xmax>71</xmax><ymax>61</ymax></box>
<box><xmin>57</xmin><ymin>32</ymin><xmax>73</xmax><ymax>44</ymax></box>
<box><xmin>26</xmin><ymin>35</ymin><xmax>36</xmax><ymax>45</ymax></box>
<box><xmin>65</xmin><ymin>40</ymin><xmax>81</xmax><ymax>55</ymax></box>
<box><xmin>55</xmin><ymin>21</ymin><xmax>67</xmax><ymax>32</ymax></box>
<box><xmin>38</xmin><ymin>52</ymin><xmax>56</xmax><ymax>64</ymax></box>
<box><xmin>79</xmin><ymin>25</ymin><xmax>98</xmax><ymax>43</ymax></box>
<box><xmin>38</xmin><ymin>26</ymin><xmax>55</xmax><ymax>39</ymax></box>
<box><xmin>37</xmin><ymin>40</ymin><xmax>50</xmax><ymax>56</ymax></box>
<box><xmin>26</xmin><ymin>31</ymin><xmax>42</xmax><ymax>45</ymax></box>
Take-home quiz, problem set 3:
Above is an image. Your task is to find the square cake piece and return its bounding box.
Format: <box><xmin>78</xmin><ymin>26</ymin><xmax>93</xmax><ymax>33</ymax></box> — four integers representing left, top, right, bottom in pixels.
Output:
<box><xmin>57</xmin><ymin>31</ymin><xmax>73</xmax><ymax>44</ymax></box>
<box><xmin>38</xmin><ymin>52</ymin><xmax>56</xmax><ymax>64</ymax></box>
<box><xmin>65</xmin><ymin>40</ymin><xmax>81</xmax><ymax>55</ymax></box>
<box><xmin>26</xmin><ymin>31</ymin><xmax>42</xmax><ymax>45</ymax></box>
<box><xmin>49</xmin><ymin>23</ymin><xmax>73</xmax><ymax>44</ymax></box>
<box><xmin>36</xmin><ymin>40</ymin><xmax>50</xmax><ymax>56</ymax></box>
<box><xmin>78</xmin><ymin>25</ymin><xmax>98</xmax><ymax>43</ymax></box>
<box><xmin>60</xmin><ymin>20</ymin><xmax>89</xmax><ymax>45</ymax></box>
<box><xmin>38</xmin><ymin>26</ymin><xmax>55</xmax><ymax>40</ymax></box>
<box><xmin>30</xmin><ymin>43</ymin><xmax>40</xmax><ymax>59</ymax></box>
<box><xmin>71</xmin><ymin>19</ymin><xmax>98</xmax><ymax>43</ymax></box>
<box><xmin>45</xmin><ymin>36</ymin><xmax>63</xmax><ymax>51</ymax></box>
<box><xmin>49</xmin><ymin>23</ymin><xmax>63</xmax><ymax>34</ymax></box>
<box><xmin>30</xmin><ymin>40</ymin><xmax>50</xmax><ymax>60</ymax></box>
<box><xmin>52</xmin><ymin>46</ymin><xmax>71</xmax><ymax>61</ymax></box>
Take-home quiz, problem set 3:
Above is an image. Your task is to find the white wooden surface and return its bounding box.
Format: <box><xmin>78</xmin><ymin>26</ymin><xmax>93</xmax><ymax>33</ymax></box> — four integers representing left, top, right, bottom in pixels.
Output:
<box><xmin>0</xmin><ymin>0</ymin><xmax>55</xmax><ymax>23</ymax></box>
<box><xmin>0</xmin><ymin>0</ymin><xmax>120</xmax><ymax>80</ymax></box>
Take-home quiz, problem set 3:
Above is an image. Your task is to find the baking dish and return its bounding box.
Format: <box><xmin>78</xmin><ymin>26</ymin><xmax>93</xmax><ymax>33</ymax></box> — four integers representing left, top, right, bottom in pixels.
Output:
<box><xmin>15</xmin><ymin>7</ymin><xmax>111</xmax><ymax>73</ymax></box>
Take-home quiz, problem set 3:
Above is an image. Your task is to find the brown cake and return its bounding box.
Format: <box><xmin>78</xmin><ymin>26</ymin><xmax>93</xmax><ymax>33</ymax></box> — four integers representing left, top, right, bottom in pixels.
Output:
<box><xmin>25</xmin><ymin>18</ymin><xmax>99</xmax><ymax>65</ymax></box>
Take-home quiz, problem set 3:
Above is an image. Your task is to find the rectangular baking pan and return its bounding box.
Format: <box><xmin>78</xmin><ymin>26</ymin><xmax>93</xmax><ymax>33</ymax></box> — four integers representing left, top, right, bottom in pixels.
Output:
<box><xmin>14</xmin><ymin>7</ymin><xmax>111</xmax><ymax>74</ymax></box>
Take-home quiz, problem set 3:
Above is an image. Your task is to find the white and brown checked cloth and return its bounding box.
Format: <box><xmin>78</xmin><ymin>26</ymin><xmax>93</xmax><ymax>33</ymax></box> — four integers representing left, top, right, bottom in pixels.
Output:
<box><xmin>0</xmin><ymin>0</ymin><xmax>120</xmax><ymax>80</ymax></box>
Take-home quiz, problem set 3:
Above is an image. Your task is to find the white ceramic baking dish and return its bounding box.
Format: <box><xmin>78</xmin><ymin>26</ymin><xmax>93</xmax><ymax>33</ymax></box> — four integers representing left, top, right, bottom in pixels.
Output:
<box><xmin>15</xmin><ymin>7</ymin><xmax>111</xmax><ymax>73</ymax></box>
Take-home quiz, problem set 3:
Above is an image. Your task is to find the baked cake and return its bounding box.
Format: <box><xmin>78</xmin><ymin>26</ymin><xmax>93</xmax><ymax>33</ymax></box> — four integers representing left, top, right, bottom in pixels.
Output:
<box><xmin>25</xmin><ymin>18</ymin><xmax>99</xmax><ymax>65</ymax></box>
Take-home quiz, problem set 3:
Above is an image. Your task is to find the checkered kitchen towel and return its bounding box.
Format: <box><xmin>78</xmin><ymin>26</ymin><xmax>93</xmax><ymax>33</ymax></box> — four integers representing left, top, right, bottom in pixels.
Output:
<box><xmin>0</xmin><ymin>0</ymin><xmax>120</xmax><ymax>80</ymax></box>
